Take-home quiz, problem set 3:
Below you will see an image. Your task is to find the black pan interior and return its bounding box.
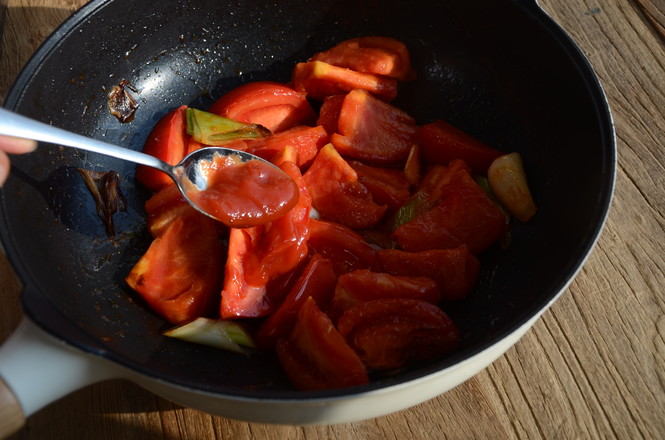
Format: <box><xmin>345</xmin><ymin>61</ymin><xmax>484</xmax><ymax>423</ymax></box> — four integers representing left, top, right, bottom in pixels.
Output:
<box><xmin>0</xmin><ymin>0</ymin><xmax>614</xmax><ymax>398</ymax></box>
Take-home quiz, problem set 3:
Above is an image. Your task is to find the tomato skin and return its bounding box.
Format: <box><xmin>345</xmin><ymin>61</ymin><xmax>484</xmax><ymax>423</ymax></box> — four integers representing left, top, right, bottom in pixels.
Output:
<box><xmin>419</xmin><ymin>119</ymin><xmax>503</xmax><ymax>175</ymax></box>
<box><xmin>316</xmin><ymin>94</ymin><xmax>345</xmax><ymax>134</ymax></box>
<box><xmin>337</xmin><ymin>298</ymin><xmax>460</xmax><ymax>371</ymax></box>
<box><xmin>310</xmin><ymin>36</ymin><xmax>415</xmax><ymax>81</ymax></box>
<box><xmin>327</xmin><ymin>269</ymin><xmax>441</xmax><ymax>322</ymax></box>
<box><xmin>208</xmin><ymin>81</ymin><xmax>315</xmax><ymax>132</ymax></box>
<box><xmin>349</xmin><ymin>160</ymin><xmax>411</xmax><ymax>212</ymax></box>
<box><xmin>416</xmin><ymin>159</ymin><xmax>471</xmax><ymax>205</ymax></box>
<box><xmin>388</xmin><ymin>159</ymin><xmax>472</xmax><ymax>232</ymax></box>
<box><xmin>307</xmin><ymin>219</ymin><xmax>381</xmax><ymax>275</ymax></box>
<box><xmin>393</xmin><ymin>168</ymin><xmax>508</xmax><ymax>254</ymax></box>
<box><xmin>137</xmin><ymin>105</ymin><xmax>201</xmax><ymax>191</ymax></box>
<box><xmin>303</xmin><ymin>144</ymin><xmax>386</xmax><ymax>229</ymax></box>
<box><xmin>276</xmin><ymin>297</ymin><xmax>369</xmax><ymax>390</ymax></box>
<box><xmin>292</xmin><ymin>60</ymin><xmax>398</xmax><ymax>102</ymax></box>
<box><xmin>331</xmin><ymin>90</ymin><xmax>418</xmax><ymax>163</ymax></box>
<box><xmin>255</xmin><ymin>254</ymin><xmax>337</xmax><ymax>349</ymax></box>
<box><xmin>220</xmin><ymin>227</ymin><xmax>269</xmax><ymax>319</ymax></box>
<box><xmin>245</xmin><ymin>125</ymin><xmax>329</xmax><ymax>168</ymax></box>
<box><xmin>377</xmin><ymin>245</ymin><xmax>480</xmax><ymax>301</ymax></box>
<box><xmin>125</xmin><ymin>215</ymin><xmax>224</xmax><ymax>325</ymax></box>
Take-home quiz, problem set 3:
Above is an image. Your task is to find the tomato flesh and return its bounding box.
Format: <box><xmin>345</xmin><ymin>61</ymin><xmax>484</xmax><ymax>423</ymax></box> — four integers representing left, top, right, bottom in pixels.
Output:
<box><xmin>310</xmin><ymin>36</ymin><xmax>415</xmax><ymax>81</ymax></box>
<box><xmin>307</xmin><ymin>219</ymin><xmax>381</xmax><ymax>275</ymax></box>
<box><xmin>393</xmin><ymin>168</ymin><xmax>508</xmax><ymax>254</ymax></box>
<box><xmin>303</xmin><ymin>144</ymin><xmax>386</xmax><ymax>229</ymax></box>
<box><xmin>331</xmin><ymin>89</ymin><xmax>417</xmax><ymax>163</ymax></box>
<box><xmin>292</xmin><ymin>60</ymin><xmax>398</xmax><ymax>102</ymax></box>
<box><xmin>337</xmin><ymin>298</ymin><xmax>460</xmax><ymax>371</ymax></box>
<box><xmin>125</xmin><ymin>215</ymin><xmax>224</xmax><ymax>324</ymax></box>
<box><xmin>377</xmin><ymin>246</ymin><xmax>480</xmax><ymax>301</ymax></box>
<box><xmin>327</xmin><ymin>269</ymin><xmax>441</xmax><ymax>322</ymax></box>
<box><xmin>276</xmin><ymin>297</ymin><xmax>369</xmax><ymax>390</ymax></box>
<box><xmin>220</xmin><ymin>160</ymin><xmax>311</xmax><ymax>319</ymax></box>
<box><xmin>245</xmin><ymin>125</ymin><xmax>329</xmax><ymax>168</ymax></box>
<box><xmin>255</xmin><ymin>254</ymin><xmax>337</xmax><ymax>349</ymax></box>
<box><xmin>350</xmin><ymin>160</ymin><xmax>411</xmax><ymax>212</ymax></box>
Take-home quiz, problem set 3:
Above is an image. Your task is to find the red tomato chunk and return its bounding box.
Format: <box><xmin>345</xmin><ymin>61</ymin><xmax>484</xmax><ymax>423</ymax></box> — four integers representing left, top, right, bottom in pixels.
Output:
<box><xmin>127</xmin><ymin>35</ymin><xmax>536</xmax><ymax>391</ymax></box>
<box><xmin>337</xmin><ymin>298</ymin><xmax>460</xmax><ymax>371</ymax></box>
<box><xmin>276</xmin><ymin>297</ymin><xmax>369</xmax><ymax>390</ymax></box>
<box><xmin>208</xmin><ymin>81</ymin><xmax>316</xmax><ymax>132</ymax></box>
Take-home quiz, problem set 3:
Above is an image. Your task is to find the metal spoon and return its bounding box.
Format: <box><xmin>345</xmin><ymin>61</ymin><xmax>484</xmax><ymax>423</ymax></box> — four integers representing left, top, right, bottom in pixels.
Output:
<box><xmin>0</xmin><ymin>107</ymin><xmax>280</xmax><ymax>223</ymax></box>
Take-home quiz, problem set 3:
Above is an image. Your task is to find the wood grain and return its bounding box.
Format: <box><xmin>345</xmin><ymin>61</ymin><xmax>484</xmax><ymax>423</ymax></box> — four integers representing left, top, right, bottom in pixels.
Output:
<box><xmin>1</xmin><ymin>0</ymin><xmax>664</xmax><ymax>439</ymax></box>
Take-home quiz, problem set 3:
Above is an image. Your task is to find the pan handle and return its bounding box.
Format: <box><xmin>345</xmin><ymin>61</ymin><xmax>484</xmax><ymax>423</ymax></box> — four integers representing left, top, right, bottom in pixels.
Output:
<box><xmin>0</xmin><ymin>317</ymin><xmax>121</xmax><ymax>438</ymax></box>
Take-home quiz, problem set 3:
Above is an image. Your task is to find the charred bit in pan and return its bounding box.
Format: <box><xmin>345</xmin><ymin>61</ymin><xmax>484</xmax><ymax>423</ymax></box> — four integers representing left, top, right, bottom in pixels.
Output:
<box><xmin>77</xmin><ymin>169</ymin><xmax>127</xmax><ymax>237</ymax></box>
<box><xmin>108</xmin><ymin>79</ymin><xmax>138</xmax><ymax>123</ymax></box>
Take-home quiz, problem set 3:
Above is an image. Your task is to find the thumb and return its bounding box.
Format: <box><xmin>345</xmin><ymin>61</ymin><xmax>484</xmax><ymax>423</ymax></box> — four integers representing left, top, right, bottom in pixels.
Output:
<box><xmin>0</xmin><ymin>152</ymin><xmax>10</xmax><ymax>187</ymax></box>
<box><xmin>0</xmin><ymin>136</ymin><xmax>37</xmax><ymax>154</ymax></box>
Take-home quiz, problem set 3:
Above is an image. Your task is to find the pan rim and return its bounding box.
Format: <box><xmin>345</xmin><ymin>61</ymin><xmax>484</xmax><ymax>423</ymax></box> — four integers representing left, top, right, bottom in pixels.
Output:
<box><xmin>1</xmin><ymin>0</ymin><xmax>616</xmax><ymax>402</ymax></box>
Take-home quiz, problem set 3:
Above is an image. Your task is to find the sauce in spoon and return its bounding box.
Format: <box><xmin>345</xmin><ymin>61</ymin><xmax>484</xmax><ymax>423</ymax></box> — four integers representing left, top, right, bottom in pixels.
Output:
<box><xmin>182</xmin><ymin>152</ymin><xmax>299</xmax><ymax>228</ymax></box>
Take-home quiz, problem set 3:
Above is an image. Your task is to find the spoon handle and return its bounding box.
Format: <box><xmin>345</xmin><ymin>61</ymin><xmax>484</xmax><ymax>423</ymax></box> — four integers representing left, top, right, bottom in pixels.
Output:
<box><xmin>0</xmin><ymin>108</ymin><xmax>173</xmax><ymax>176</ymax></box>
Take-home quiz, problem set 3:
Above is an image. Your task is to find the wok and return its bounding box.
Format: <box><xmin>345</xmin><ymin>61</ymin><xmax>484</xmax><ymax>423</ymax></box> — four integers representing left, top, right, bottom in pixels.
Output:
<box><xmin>0</xmin><ymin>0</ymin><xmax>615</xmax><ymax>435</ymax></box>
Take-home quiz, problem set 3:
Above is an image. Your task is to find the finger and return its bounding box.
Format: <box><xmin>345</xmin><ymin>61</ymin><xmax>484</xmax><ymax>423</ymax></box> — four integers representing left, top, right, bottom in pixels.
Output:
<box><xmin>0</xmin><ymin>151</ymin><xmax>10</xmax><ymax>187</ymax></box>
<box><xmin>0</xmin><ymin>136</ymin><xmax>37</xmax><ymax>154</ymax></box>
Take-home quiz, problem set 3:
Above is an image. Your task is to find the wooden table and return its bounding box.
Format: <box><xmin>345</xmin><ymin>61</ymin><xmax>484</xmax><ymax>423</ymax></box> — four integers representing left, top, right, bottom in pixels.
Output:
<box><xmin>1</xmin><ymin>0</ymin><xmax>663</xmax><ymax>438</ymax></box>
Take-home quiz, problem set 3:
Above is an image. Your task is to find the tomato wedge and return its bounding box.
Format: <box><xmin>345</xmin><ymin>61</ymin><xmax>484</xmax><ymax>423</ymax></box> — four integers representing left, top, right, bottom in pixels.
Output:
<box><xmin>419</xmin><ymin>119</ymin><xmax>503</xmax><ymax>175</ymax></box>
<box><xmin>137</xmin><ymin>105</ymin><xmax>202</xmax><ymax>191</ymax></box>
<box><xmin>255</xmin><ymin>254</ymin><xmax>337</xmax><ymax>349</ymax></box>
<box><xmin>331</xmin><ymin>89</ymin><xmax>417</xmax><ymax>163</ymax></box>
<box><xmin>276</xmin><ymin>297</ymin><xmax>369</xmax><ymax>390</ymax></box>
<box><xmin>125</xmin><ymin>215</ymin><xmax>224</xmax><ymax>324</ymax></box>
<box><xmin>377</xmin><ymin>246</ymin><xmax>480</xmax><ymax>301</ymax></box>
<box><xmin>303</xmin><ymin>144</ymin><xmax>386</xmax><ymax>229</ymax></box>
<box><xmin>220</xmin><ymin>160</ymin><xmax>311</xmax><ymax>319</ymax></box>
<box><xmin>292</xmin><ymin>60</ymin><xmax>398</xmax><ymax>101</ymax></box>
<box><xmin>144</xmin><ymin>183</ymin><xmax>221</xmax><ymax>238</ymax></box>
<box><xmin>208</xmin><ymin>81</ymin><xmax>315</xmax><ymax>132</ymax></box>
<box><xmin>327</xmin><ymin>269</ymin><xmax>441</xmax><ymax>322</ymax></box>
<box><xmin>389</xmin><ymin>159</ymin><xmax>471</xmax><ymax>232</ymax></box>
<box><xmin>245</xmin><ymin>125</ymin><xmax>329</xmax><ymax>168</ymax></box>
<box><xmin>243</xmin><ymin>160</ymin><xmax>312</xmax><ymax>285</ymax></box>
<box><xmin>310</xmin><ymin>36</ymin><xmax>416</xmax><ymax>81</ymax></box>
<box><xmin>350</xmin><ymin>160</ymin><xmax>411</xmax><ymax>212</ymax></box>
<box><xmin>393</xmin><ymin>168</ymin><xmax>508</xmax><ymax>254</ymax></box>
<box><xmin>316</xmin><ymin>94</ymin><xmax>345</xmax><ymax>134</ymax></box>
<box><xmin>307</xmin><ymin>219</ymin><xmax>381</xmax><ymax>275</ymax></box>
<box><xmin>337</xmin><ymin>298</ymin><xmax>460</xmax><ymax>371</ymax></box>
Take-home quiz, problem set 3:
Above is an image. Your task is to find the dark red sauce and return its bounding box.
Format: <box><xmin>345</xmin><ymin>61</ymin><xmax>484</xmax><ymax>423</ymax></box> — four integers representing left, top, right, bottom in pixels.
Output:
<box><xmin>186</xmin><ymin>154</ymin><xmax>299</xmax><ymax>228</ymax></box>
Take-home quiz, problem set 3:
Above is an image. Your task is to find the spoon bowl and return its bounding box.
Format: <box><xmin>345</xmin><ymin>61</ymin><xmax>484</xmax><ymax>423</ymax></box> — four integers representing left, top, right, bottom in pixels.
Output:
<box><xmin>0</xmin><ymin>107</ymin><xmax>288</xmax><ymax>225</ymax></box>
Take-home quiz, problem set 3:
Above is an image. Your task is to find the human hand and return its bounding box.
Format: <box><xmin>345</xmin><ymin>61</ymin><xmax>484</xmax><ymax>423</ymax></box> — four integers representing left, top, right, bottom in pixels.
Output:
<box><xmin>0</xmin><ymin>135</ymin><xmax>37</xmax><ymax>186</ymax></box>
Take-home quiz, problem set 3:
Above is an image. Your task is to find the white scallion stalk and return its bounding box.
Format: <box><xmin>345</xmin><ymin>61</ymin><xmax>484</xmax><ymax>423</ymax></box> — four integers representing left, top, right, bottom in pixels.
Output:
<box><xmin>164</xmin><ymin>317</ymin><xmax>255</xmax><ymax>353</ymax></box>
